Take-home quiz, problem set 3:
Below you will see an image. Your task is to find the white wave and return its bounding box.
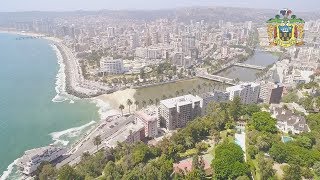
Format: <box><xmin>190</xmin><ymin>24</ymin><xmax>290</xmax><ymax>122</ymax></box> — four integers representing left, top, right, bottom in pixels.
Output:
<box><xmin>0</xmin><ymin>158</ymin><xmax>19</xmax><ymax>180</ymax></box>
<box><xmin>49</xmin><ymin>120</ymin><xmax>96</xmax><ymax>146</ymax></box>
<box><xmin>92</xmin><ymin>98</ymin><xmax>119</xmax><ymax>120</ymax></box>
<box><xmin>50</xmin><ymin>44</ymin><xmax>69</xmax><ymax>103</ymax></box>
<box><xmin>69</xmin><ymin>100</ymin><xmax>75</xmax><ymax>104</ymax></box>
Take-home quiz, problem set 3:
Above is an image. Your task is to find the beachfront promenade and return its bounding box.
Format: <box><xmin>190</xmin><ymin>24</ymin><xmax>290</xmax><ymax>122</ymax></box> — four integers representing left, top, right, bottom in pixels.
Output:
<box><xmin>56</xmin><ymin>115</ymin><xmax>133</xmax><ymax>168</ymax></box>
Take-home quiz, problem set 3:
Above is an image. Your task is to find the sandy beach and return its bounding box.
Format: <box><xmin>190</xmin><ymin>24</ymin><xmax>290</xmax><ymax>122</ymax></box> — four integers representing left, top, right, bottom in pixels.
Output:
<box><xmin>97</xmin><ymin>88</ymin><xmax>137</xmax><ymax>113</ymax></box>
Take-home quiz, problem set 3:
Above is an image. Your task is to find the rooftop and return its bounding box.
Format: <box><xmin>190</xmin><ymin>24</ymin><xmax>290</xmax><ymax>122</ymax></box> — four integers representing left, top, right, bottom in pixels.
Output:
<box><xmin>160</xmin><ymin>94</ymin><xmax>202</xmax><ymax>109</ymax></box>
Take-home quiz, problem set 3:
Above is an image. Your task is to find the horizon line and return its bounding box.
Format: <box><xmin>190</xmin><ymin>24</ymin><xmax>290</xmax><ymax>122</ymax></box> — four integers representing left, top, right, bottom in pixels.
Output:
<box><xmin>0</xmin><ymin>5</ymin><xmax>317</xmax><ymax>14</ymax></box>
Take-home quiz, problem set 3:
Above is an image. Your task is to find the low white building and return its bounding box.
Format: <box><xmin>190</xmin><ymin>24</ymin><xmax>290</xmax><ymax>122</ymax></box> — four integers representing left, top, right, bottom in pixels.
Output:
<box><xmin>271</xmin><ymin>107</ymin><xmax>310</xmax><ymax>134</ymax></box>
<box><xmin>100</xmin><ymin>57</ymin><xmax>124</xmax><ymax>74</ymax></box>
<box><xmin>17</xmin><ymin>145</ymin><xmax>66</xmax><ymax>175</ymax></box>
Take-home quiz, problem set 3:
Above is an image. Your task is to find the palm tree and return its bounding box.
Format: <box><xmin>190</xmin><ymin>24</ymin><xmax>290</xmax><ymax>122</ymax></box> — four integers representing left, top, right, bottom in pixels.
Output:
<box><xmin>134</xmin><ymin>100</ymin><xmax>139</xmax><ymax>110</ymax></box>
<box><xmin>93</xmin><ymin>135</ymin><xmax>102</xmax><ymax>150</ymax></box>
<box><xmin>203</xmin><ymin>82</ymin><xmax>207</xmax><ymax>92</ymax></box>
<box><xmin>192</xmin><ymin>88</ymin><xmax>196</xmax><ymax>95</ymax></box>
<box><xmin>142</xmin><ymin>100</ymin><xmax>147</xmax><ymax>108</ymax></box>
<box><xmin>127</xmin><ymin>99</ymin><xmax>133</xmax><ymax>114</ymax></box>
<box><xmin>155</xmin><ymin>98</ymin><xmax>160</xmax><ymax>105</ymax></box>
<box><xmin>119</xmin><ymin>104</ymin><xmax>125</xmax><ymax>116</ymax></box>
<box><xmin>180</xmin><ymin>89</ymin><xmax>185</xmax><ymax>95</ymax></box>
<box><xmin>222</xmin><ymin>81</ymin><xmax>226</xmax><ymax>90</ymax></box>
<box><xmin>149</xmin><ymin>99</ymin><xmax>154</xmax><ymax>105</ymax></box>
<box><xmin>175</xmin><ymin>90</ymin><xmax>180</xmax><ymax>97</ymax></box>
<box><xmin>162</xmin><ymin>95</ymin><xmax>167</xmax><ymax>100</ymax></box>
<box><xmin>197</xmin><ymin>84</ymin><xmax>202</xmax><ymax>94</ymax></box>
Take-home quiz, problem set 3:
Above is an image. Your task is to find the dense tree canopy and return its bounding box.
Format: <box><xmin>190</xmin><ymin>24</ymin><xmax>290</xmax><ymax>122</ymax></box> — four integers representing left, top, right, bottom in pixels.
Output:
<box><xmin>211</xmin><ymin>141</ymin><xmax>249</xmax><ymax>179</ymax></box>
<box><xmin>250</xmin><ymin>112</ymin><xmax>277</xmax><ymax>133</ymax></box>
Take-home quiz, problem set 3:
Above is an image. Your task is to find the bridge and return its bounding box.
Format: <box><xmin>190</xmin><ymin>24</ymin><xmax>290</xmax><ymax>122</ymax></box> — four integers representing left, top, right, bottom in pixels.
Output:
<box><xmin>196</xmin><ymin>72</ymin><xmax>238</xmax><ymax>85</ymax></box>
<box><xmin>234</xmin><ymin>63</ymin><xmax>265</xmax><ymax>70</ymax></box>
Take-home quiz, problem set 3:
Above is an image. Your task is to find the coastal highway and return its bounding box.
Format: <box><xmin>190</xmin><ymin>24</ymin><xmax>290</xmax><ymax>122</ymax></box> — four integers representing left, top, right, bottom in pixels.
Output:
<box><xmin>56</xmin><ymin>115</ymin><xmax>133</xmax><ymax>168</ymax></box>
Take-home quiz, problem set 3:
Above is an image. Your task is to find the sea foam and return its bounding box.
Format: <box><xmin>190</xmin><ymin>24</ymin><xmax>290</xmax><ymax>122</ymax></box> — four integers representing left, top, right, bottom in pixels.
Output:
<box><xmin>50</xmin><ymin>44</ymin><xmax>69</xmax><ymax>103</ymax></box>
<box><xmin>0</xmin><ymin>158</ymin><xmax>19</xmax><ymax>180</ymax></box>
<box><xmin>49</xmin><ymin>120</ymin><xmax>96</xmax><ymax>146</ymax></box>
<box><xmin>92</xmin><ymin>98</ymin><xmax>119</xmax><ymax>120</ymax></box>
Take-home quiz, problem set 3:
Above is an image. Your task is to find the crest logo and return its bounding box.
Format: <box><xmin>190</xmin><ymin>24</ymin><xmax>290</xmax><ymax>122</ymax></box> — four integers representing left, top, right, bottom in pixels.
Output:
<box><xmin>266</xmin><ymin>9</ymin><xmax>305</xmax><ymax>47</ymax></box>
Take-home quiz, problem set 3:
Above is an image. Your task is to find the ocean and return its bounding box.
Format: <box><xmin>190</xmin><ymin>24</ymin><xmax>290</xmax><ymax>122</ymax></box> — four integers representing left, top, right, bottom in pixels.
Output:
<box><xmin>0</xmin><ymin>33</ymin><xmax>101</xmax><ymax>179</ymax></box>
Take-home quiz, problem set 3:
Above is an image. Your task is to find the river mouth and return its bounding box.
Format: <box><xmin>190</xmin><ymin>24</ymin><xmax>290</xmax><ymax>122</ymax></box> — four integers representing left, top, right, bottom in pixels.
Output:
<box><xmin>216</xmin><ymin>51</ymin><xmax>279</xmax><ymax>82</ymax></box>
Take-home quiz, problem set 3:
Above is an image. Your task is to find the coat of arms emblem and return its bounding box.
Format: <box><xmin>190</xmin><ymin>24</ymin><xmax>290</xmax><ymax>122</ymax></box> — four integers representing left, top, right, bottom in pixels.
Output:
<box><xmin>266</xmin><ymin>9</ymin><xmax>305</xmax><ymax>47</ymax></box>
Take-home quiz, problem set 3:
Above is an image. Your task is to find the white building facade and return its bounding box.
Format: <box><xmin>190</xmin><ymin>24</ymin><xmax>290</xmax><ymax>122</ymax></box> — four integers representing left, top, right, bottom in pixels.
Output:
<box><xmin>100</xmin><ymin>57</ymin><xmax>124</xmax><ymax>74</ymax></box>
<box><xmin>159</xmin><ymin>95</ymin><xmax>202</xmax><ymax>130</ymax></box>
<box><xmin>226</xmin><ymin>82</ymin><xmax>260</xmax><ymax>104</ymax></box>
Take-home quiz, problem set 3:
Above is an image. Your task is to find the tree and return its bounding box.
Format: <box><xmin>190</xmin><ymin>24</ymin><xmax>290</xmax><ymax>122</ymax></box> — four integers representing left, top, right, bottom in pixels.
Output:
<box><xmin>93</xmin><ymin>135</ymin><xmax>102</xmax><ymax>150</ymax></box>
<box><xmin>282</xmin><ymin>92</ymin><xmax>299</xmax><ymax>103</ymax></box>
<box><xmin>269</xmin><ymin>143</ymin><xmax>288</xmax><ymax>163</ymax></box>
<box><xmin>127</xmin><ymin>99</ymin><xmax>133</xmax><ymax>114</ymax></box>
<box><xmin>316</xmin><ymin>96</ymin><xmax>320</xmax><ymax>109</ymax></box>
<box><xmin>243</xmin><ymin>104</ymin><xmax>260</xmax><ymax>116</ymax></box>
<box><xmin>236</xmin><ymin>176</ymin><xmax>250</xmax><ymax>180</ymax></box>
<box><xmin>313</xmin><ymin>161</ymin><xmax>320</xmax><ymax>176</ymax></box>
<box><xmin>155</xmin><ymin>98</ymin><xmax>160</xmax><ymax>105</ymax></box>
<box><xmin>296</xmin><ymin>136</ymin><xmax>313</xmax><ymax>149</ymax></box>
<box><xmin>39</xmin><ymin>164</ymin><xmax>56</xmax><ymax>180</ymax></box>
<box><xmin>149</xmin><ymin>99</ymin><xmax>154</xmax><ymax>105</ymax></box>
<box><xmin>256</xmin><ymin>153</ymin><xmax>275</xmax><ymax>180</ymax></box>
<box><xmin>134</xmin><ymin>100</ymin><xmax>139</xmax><ymax>110</ymax></box>
<box><xmin>57</xmin><ymin>165</ymin><xmax>81</xmax><ymax>180</ymax></box>
<box><xmin>211</xmin><ymin>142</ymin><xmax>249</xmax><ymax>179</ymax></box>
<box><xmin>142</xmin><ymin>100</ymin><xmax>147</xmax><ymax>108</ymax></box>
<box><xmin>283</xmin><ymin>164</ymin><xmax>302</xmax><ymax>180</ymax></box>
<box><xmin>302</xmin><ymin>167</ymin><xmax>314</xmax><ymax>180</ymax></box>
<box><xmin>230</xmin><ymin>96</ymin><xmax>243</xmax><ymax>121</ymax></box>
<box><xmin>175</xmin><ymin>90</ymin><xmax>180</xmax><ymax>97</ymax></box>
<box><xmin>197</xmin><ymin>84</ymin><xmax>202</xmax><ymax>94</ymax></box>
<box><xmin>192</xmin><ymin>88</ymin><xmax>196</xmax><ymax>95</ymax></box>
<box><xmin>251</xmin><ymin>112</ymin><xmax>277</xmax><ymax>133</ymax></box>
<box><xmin>104</xmin><ymin>161</ymin><xmax>122</xmax><ymax>179</ymax></box>
<box><xmin>162</xmin><ymin>95</ymin><xmax>167</xmax><ymax>100</ymax></box>
<box><xmin>119</xmin><ymin>104</ymin><xmax>125</xmax><ymax>116</ymax></box>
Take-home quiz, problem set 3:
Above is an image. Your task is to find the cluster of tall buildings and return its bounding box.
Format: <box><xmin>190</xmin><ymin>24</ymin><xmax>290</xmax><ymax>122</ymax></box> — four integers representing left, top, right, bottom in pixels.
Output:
<box><xmin>124</xmin><ymin>81</ymin><xmax>284</xmax><ymax>142</ymax></box>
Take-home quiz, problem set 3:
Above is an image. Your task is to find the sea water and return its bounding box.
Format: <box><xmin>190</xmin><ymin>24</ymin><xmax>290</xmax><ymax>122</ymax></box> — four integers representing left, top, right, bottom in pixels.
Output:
<box><xmin>0</xmin><ymin>33</ymin><xmax>101</xmax><ymax>179</ymax></box>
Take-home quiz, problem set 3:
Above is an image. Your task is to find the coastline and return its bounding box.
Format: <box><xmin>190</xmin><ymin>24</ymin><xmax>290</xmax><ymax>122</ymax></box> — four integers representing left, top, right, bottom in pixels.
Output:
<box><xmin>0</xmin><ymin>29</ymin><xmax>113</xmax><ymax>99</ymax></box>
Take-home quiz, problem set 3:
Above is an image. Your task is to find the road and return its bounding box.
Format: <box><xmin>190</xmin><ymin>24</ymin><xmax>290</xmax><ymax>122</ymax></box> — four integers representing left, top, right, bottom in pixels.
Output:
<box><xmin>56</xmin><ymin>115</ymin><xmax>134</xmax><ymax>168</ymax></box>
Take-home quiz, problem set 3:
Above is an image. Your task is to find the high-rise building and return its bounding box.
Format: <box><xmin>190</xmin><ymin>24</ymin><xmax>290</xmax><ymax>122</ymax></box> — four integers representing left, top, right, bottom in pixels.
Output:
<box><xmin>182</xmin><ymin>35</ymin><xmax>196</xmax><ymax>54</ymax></box>
<box><xmin>100</xmin><ymin>57</ymin><xmax>124</xmax><ymax>74</ymax></box>
<box><xmin>226</xmin><ymin>82</ymin><xmax>260</xmax><ymax>104</ymax></box>
<box><xmin>107</xmin><ymin>27</ymin><xmax>115</xmax><ymax>37</ymax></box>
<box><xmin>197</xmin><ymin>90</ymin><xmax>230</xmax><ymax>114</ymax></box>
<box><xmin>135</xmin><ymin>106</ymin><xmax>158</xmax><ymax>138</ymax></box>
<box><xmin>260</xmin><ymin>82</ymin><xmax>284</xmax><ymax>104</ymax></box>
<box><xmin>159</xmin><ymin>95</ymin><xmax>202</xmax><ymax>130</ymax></box>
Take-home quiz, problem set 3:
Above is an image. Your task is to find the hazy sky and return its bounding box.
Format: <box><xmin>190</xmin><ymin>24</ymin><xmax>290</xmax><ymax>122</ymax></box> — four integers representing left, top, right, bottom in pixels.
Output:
<box><xmin>1</xmin><ymin>0</ymin><xmax>320</xmax><ymax>12</ymax></box>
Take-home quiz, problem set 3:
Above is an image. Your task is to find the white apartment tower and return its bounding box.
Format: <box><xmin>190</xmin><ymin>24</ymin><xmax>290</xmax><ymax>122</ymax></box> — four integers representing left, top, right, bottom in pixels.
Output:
<box><xmin>159</xmin><ymin>95</ymin><xmax>202</xmax><ymax>130</ymax></box>
<box><xmin>100</xmin><ymin>57</ymin><xmax>124</xmax><ymax>74</ymax></box>
<box><xmin>226</xmin><ymin>82</ymin><xmax>260</xmax><ymax>104</ymax></box>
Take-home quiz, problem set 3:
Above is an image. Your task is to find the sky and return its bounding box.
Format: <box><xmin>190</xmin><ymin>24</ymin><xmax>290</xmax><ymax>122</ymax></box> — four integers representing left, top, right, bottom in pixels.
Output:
<box><xmin>1</xmin><ymin>0</ymin><xmax>320</xmax><ymax>12</ymax></box>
